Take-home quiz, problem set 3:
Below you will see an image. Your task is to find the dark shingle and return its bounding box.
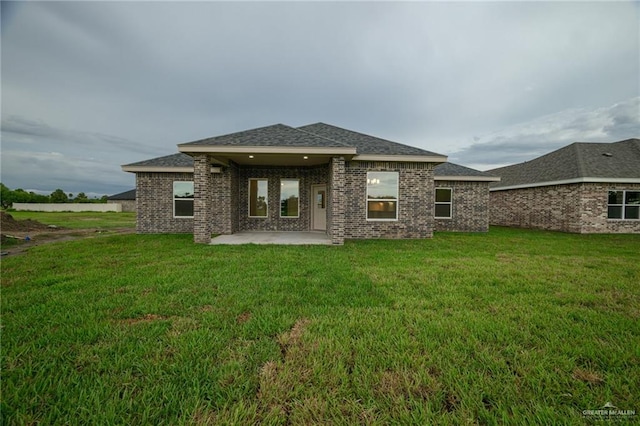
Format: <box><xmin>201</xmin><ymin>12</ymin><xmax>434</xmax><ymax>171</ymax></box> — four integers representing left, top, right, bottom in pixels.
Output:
<box><xmin>180</xmin><ymin>124</ymin><xmax>349</xmax><ymax>148</ymax></box>
<box><xmin>298</xmin><ymin>123</ymin><xmax>445</xmax><ymax>156</ymax></box>
<box><xmin>108</xmin><ymin>189</ymin><xmax>136</xmax><ymax>200</ymax></box>
<box><xmin>435</xmin><ymin>162</ymin><xmax>496</xmax><ymax>177</ymax></box>
<box><xmin>489</xmin><ymin>139</ymin><xmax>640</xmax><ymax>188</ymax></box>
<box><xmin>123</xmin><ymin>153</ymin><xmax>194</xmax><ymax>168</ymax></box>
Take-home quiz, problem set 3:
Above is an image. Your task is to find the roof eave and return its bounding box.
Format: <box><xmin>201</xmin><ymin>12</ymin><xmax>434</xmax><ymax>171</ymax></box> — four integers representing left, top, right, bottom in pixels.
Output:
<box><xmin>436</xmin><ymin>175</ymin><xmax>501</xmax><ymax>182</ymax></box>
<box><xmin>177</xmin><ymin>145</ymin><xmax>357</xmax><ymax>156</ymax></box>
<box><xmin>352</xmin><ymin>154</ymin><xmax>447</xmax><ymax>163</ymax></box>
<box><xmin>490</xmin><ymin>177</ymin><xmax>640</xmax><ymax>191</ymax></box>
<box><xmin>121</xmin><ymin>165</ymin><xmax>221</xmax><ymax>173</ymax></box>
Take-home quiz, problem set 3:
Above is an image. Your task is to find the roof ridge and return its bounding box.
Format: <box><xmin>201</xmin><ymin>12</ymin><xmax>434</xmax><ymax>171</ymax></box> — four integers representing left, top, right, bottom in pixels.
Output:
<box><xmin>184</xmin><ymin>123</ymin><xmax>293</xmax><ymax>145</ymax></box>
<box><xmin>295</xmin><ymin>126</ymin><xmax>352</xmax><ymax>148</ymax></box>
<box><xmin>300</xmin><ymin>122</ymin><xmax>445</xmax><ymax>156</ymax></box>
<box><xmin>312</xmin><ymin>123</ymin><xmax>408</xmax><ymax>147</ymax></box>
<box><xmin>572</xmin><ymin>142</ymin><xmax>586</xmax><ymax>178</ymax></box>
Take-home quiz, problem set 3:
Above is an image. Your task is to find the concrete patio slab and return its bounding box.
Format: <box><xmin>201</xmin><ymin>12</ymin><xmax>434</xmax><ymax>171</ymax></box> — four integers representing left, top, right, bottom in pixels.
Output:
<box><xmin>210</xmin><ymin>231</ymin><xmax>332</xmax><ymax>245</ymax></box>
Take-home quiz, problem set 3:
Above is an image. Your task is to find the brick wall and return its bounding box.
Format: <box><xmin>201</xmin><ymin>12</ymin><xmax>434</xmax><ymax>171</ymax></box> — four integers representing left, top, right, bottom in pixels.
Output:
<box><xmin>343</xmin><ymin>161</ymin><xmax>434</xmax><ymax>239</ymax></box>
<box><xmin>237</xmin><ymin>164</ymin><xmax>329</xmax><ymax>232</ymax></box>
<box><xmin>193</xmin><ymin>155</ymin><xmax>214</xmax><ymax>243</ymax></box>
<box><xmin>329</xmin><ymin>157</ymin><xmax>345</xmax><ymax>244</ymax></box>
<box><xmin>211</xmin><ymin>162</ymin><xmax>238</xmax><ymax>235</ymax></box>
<box><xmin>434</xmin><ymin>180</ymin><xmax>490</xmax><ymax>232</ymax></box>
<box><xmin>580</xmin><ymin>183</ymin><xmax>640</xmax><ymax>233</ymax></box>
<box><xmin>490</xmin><ymin>182</ymin><xmax>640</xmax><ymax>233</ymax></box>
<box><xmin>136</xmin><ymin>172</ymin><xmax>194</xmax><ymax>233</ymax></box>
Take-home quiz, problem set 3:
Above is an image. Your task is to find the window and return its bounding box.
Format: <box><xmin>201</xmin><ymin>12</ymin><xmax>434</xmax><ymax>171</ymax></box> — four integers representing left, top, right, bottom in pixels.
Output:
<box><xmin>366</xmin><ymin>172</ymin><xmax>398</xmax><ymax>220</ymax></box>
<box><xmin>608</xmin><ymin>190</ymin><xmax>640</xmax><ymax>220</ymax></box>
<box><xmin>173</xmin><ymin>181</ymin><xmax>194</xmax><ymax>218</ymax></box>
<box><xmin>435</xmin><ymin>188</ymin><xmax>452</xmax><ymax>219</ymax></box>
<box><xmin>280</xmin><ymin>179</ymin><xmax>299</xmax><ymax>218</ymax></box>
<box><xmin>249</xmin><ymin>179</ymin><xmax>268</xmax><ymax>217</ymax></box>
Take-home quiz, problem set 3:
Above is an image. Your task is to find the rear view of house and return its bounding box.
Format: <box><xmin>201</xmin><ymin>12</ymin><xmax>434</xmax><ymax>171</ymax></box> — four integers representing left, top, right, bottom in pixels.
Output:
<box><xmin>488</xmin><ymin>138</ymin><xmax>640</xmax><ymax>233</ymax></box>
<box><xmin>123</xmin><ymin>123</ymin><xmax>497</xmax><ymax>243</ymax></box>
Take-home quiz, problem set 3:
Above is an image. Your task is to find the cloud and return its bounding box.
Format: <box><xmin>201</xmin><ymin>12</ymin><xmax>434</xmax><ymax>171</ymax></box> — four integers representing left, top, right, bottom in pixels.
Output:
<box><xmin>1</xmin><ymin>1</ymin><xmax>638</xmax><ymax>192</ymax></box>
<box><xmin>1</xmin><ymin>115</ymin><xmax>160</xmax><ymax>156</ymax></box>
<box><xmin>451</xmin><ymin>97</ymin><xmax>640</xmax><ymax>170</ymax></box>
<box><xmin>1</xmin><ymin>148</ymin><xmax>132</xmax><ymax>196</ymax></box>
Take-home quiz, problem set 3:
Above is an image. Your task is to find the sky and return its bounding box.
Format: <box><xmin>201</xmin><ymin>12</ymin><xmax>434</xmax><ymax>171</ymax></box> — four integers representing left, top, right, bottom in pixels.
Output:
<box><xmin>1</xmin><ymin>1</ymin><xmax>639</xmax><ymax>197</ymax></box>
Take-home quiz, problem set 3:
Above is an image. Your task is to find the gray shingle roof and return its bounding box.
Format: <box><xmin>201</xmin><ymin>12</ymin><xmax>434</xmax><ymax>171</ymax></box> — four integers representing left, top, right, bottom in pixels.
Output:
<box><xmin>434</xmin><ymin>162</ymin><xmax>496</xmax><ymax>178</ymax></box>
<box><xmin>108</xmin><ymin>189</ymin><xmax>136</xmax><ymax>200</ymax></box>
<box><xmin>489</xmin><ymin>138</ymin><xmax>640</xmax><ymax>188</ymax></box>
<box><xmin>180</xmin><ymin>124</ymin><xmax>349</xmax><ymax>148</ymax></box>
<box><xmin>123</xmin><ymin>153</ymin><xmax>193</xmax><ymax>168</ymax></box>
<box><xmin>124</xmin><ymin>123</ymin><xmax>449</xmax><ymax>170</ymax></box>
<box><xmin>298</xmin><ymin>123</ymin><xmax>444</xmax><ymax>156</ymax></box>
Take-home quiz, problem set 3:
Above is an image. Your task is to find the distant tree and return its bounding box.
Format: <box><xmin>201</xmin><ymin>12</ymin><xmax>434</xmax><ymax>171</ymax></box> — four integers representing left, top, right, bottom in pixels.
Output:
<box><xmin>99</xmin><ymin>195</ymin><xmax>109</xmax><ymax>203</ymax></box>
<box><xmin>1</xmin><ymin>184</ymin><xmax>52</xmax><ymax>207</ymax></box>
<box><xmin>74</xmin><ymin>192</ymin><xmax>89</xmax><ymax>203</ymax></box>
<box><xmin>0</xmin><ymin>183</ymin><xmax>12</xmax><ymax>208</ymax></box>
<box><xmin>50</xmin><ymin>189</ymin><xmax>69</xmax><ymax>203</ymax></box>
<box><xmin>30</xmin><ymin>191</ymin><xmax>50</xmax><ymax>203</ymax></box>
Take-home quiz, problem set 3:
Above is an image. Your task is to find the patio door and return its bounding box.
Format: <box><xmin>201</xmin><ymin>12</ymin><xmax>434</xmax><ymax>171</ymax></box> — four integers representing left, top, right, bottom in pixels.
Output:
<box><xmin>311</xmin><ymin>185</ymin><xmax>327</xmax><ymax>231</ymax></box>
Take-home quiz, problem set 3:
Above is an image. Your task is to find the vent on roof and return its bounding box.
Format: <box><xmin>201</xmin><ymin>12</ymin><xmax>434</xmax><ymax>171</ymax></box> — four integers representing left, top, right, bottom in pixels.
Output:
<box><xmin>602</xmin><ymin>152</ymin><xmax>613</xmax><ymax>157</ymax></box>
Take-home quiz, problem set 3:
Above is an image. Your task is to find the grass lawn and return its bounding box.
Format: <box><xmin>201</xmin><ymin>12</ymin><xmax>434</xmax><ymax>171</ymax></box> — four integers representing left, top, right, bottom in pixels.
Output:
<box><xmin>2</xmin><ymin>227</ymin><xmax>639</xmax><ymax>424</ymax></box>
<box><xmin>5</xmin><ymin>211</ymin><xmax>136</xmax><ymax>229</ymax></box>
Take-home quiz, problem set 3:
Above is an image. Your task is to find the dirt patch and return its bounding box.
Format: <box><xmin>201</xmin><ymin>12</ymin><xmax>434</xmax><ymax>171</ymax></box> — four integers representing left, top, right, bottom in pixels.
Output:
<box><xmin>1</xmin><ymin>211</ymin><xmax>134</xmax><ymax>257</ymax></box>
<box><xmin>1</xmin><ymin>211</ymin><xmax>53</xmax><ymax>233</ymax></box>
<box><xmin>277</xmin><ymin>318</ymin><xmax>311</xmax><ymax>359</ymax></box>
<box><xmin>572</xmin><ymin>368</ymin><xmax>604</xmax><ymax>385</ymax></box>
<box><xmin>120</xmin><ymin>314</ymin><xmax>168</xmax><ymax>325</ymax></box>
<box><xmin>236</xmin><ymin>311</ymin><xmax>252</xmax><ymax>324</ymax></box>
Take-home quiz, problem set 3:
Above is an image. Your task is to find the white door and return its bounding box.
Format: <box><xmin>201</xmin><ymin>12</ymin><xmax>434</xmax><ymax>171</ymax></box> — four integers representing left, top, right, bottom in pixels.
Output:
<box><xmin>311</xmin><ymin>185</ymin><xmax>327</xmax><ymax>231</ymax></box>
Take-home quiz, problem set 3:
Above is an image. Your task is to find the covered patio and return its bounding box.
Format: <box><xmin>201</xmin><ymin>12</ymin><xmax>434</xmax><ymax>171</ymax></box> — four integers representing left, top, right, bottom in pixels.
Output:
<box><xmin>210</xmin><ymin>231</ymin><xmax>332</xmax><ymax>245</ymax></box>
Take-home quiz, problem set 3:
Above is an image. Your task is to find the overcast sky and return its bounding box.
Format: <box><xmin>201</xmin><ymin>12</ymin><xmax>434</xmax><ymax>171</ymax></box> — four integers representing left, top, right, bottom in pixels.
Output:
<box><xmin>2</xmin><ymin>1</ymin><xmax>638</xmax><ymax>197</ymax></box>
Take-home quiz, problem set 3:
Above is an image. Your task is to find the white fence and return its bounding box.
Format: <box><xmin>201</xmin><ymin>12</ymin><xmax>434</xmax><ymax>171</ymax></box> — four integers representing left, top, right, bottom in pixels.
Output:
<box><xmin>13</xmin><ymin>203</ymin><xmax>122</xmax><ymax>212</ymax></box>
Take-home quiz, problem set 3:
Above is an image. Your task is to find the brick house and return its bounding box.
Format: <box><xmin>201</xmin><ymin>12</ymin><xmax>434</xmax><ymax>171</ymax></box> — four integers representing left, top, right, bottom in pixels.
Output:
<box><xmin>122</xmin><ymin>123</ymin><xmax>498</xmax><ymax>244</ymax></box>
<box><xmin>488</xmin><ymin>138</ymin><xmax>640</xmax><ymax>233</ymax></box>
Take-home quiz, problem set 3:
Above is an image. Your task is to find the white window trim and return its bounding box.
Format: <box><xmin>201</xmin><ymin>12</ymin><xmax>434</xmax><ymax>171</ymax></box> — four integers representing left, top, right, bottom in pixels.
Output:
<box><xmin>173</xmin><ymin>181</ymin><xmax>194</xmax><ymax>219</ymax></box>
<box><xmin>435</xmin><ymin>187</ymin><xmax>453</xmax><ymax>219</ymax></box>
<box><xmin>366</xmin><ymin>171</ymin><xmax>399</xmax><ymax>221</ymax></box>
<box><xmin>280</xmin><ymin>179</ymin><xmax>300</xmax><ymax>218</ymax></box>
<box><xmin>248</xmin><ymin>178</ymin><xmax>269</xmax><ymax>218</ymax></box>
<box><xmin>607</xmin><ymin>189</ymin><xmax>640</xmax><ymax>221</ymax></box>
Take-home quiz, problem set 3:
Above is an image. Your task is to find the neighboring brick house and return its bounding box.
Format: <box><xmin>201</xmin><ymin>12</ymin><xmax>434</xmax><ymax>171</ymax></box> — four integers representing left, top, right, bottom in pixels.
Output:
<box><xmin>122</xmin><ymin>123</ymin><xmax>497</xmax><ymax>244</ymax></box>
<box><xmin>488</xmin><ymin>138</ymin><xmax>640</xmax><ymax>233</ymax></box>
<box><xmin>107</xmin><ymin>189</ymin><xmax>136</xmax><ymax>212</ymax></box>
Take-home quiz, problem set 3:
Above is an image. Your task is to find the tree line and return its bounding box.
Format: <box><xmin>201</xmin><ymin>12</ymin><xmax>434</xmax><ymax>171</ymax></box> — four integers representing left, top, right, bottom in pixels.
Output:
<box><xmin>0</xmin><ymin>183</ymin><xmax>108</xmax><ymax>209</ymax></box>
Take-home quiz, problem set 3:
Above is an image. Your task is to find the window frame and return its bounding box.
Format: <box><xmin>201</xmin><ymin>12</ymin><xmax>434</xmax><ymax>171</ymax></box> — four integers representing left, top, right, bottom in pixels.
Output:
<box><xmin>173</xmin><ymin>181</ymin><xmax>194</xmax><ymax>219</ymax></box>
<box><xmin>366</xmin><ymin>171</ymin><xmax>399</xmax><ymax>221</ymax></box>
<box><xmin>608</xmin><ymin>190</ymin><xmax>640</xmax><ymax>220</ymax></box>
<box><xmin>435</xmin><ymin>187</ymin><xmax>453</xmax><ymax>219</ymax></box>
<box><xmin>279</xmin><ymin>179</ymin><xmax>300</xmax><ymax>218</ymax></box>
<box><xmin>248</xmin><ymin>178</ymin><xmax>269</xmax><ymax>218</ymax></box>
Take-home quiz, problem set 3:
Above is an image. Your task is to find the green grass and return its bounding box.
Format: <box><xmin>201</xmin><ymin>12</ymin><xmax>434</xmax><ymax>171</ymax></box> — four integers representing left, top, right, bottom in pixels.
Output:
<box><xmin>2</xmin><ymin>228</ymin><xmax>639</xmax><ymax>424</ymax></box>
<box><xmin>5</xmin><ymin>211</ymin><xmax>136</xmax><ymax>229</ymax></box>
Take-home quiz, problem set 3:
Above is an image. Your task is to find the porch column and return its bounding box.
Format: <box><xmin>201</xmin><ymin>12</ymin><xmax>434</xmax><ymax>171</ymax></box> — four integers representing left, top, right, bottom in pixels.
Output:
<box><xmin>193</xmin><ymin>154</ymin><xmax>213</xmax><ymax>244</ymax></box>
<box><xmin>329</xmin><ymin>157</ymin><xmax>345</xmax><ymax>245</ymax></box>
